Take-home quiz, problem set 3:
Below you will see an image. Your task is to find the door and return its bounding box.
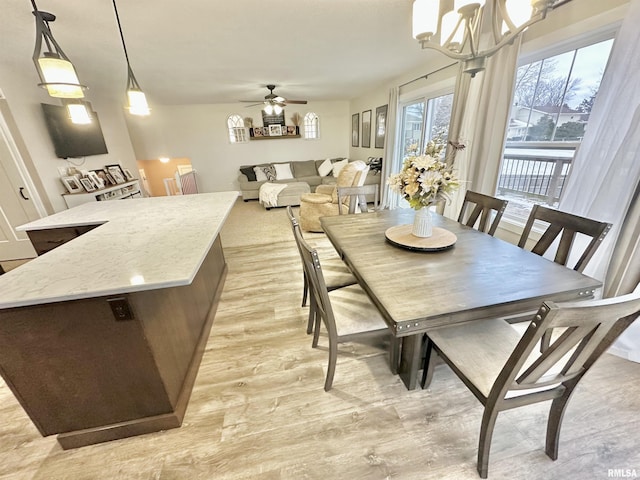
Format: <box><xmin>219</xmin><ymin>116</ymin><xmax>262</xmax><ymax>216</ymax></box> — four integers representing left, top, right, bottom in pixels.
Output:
<box><xmin>0</xmin><ymin>127</ymin><xmax>37</xmax><ymax>261</ymax></box>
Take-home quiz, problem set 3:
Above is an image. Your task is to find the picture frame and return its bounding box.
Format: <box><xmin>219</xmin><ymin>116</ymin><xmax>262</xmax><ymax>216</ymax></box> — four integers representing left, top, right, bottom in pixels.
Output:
<box><xmin>352</xmin><ymin>113</ymin><xmax>359</xmax><ymax>147</ymax></box>
<box><xmin>123</xmin><ymin>168</ymin><xmax>134</xmax><ymax>181</ymax></box>
<box><xmin>269</xmin><ymin>124</ymin><xmax>282</xmax><ymax>136</ymax></box>
<box><xmin>375</xmin><ymin>104</ymin><xmax>388</xmax><ymax>149</ymax></box>
<box><xmin>106</xmin><ymin>173</ymin><xmax>116</xmax><ymax>185</ymax></box>
<box><xmin>106</xmin><ymin>165</ymin><xmax>126</xmax><ymax>184</ymax></box>
<box><xmin>88</xmin><ymin>170</ymin><xmax>105</xmax><ymax>189</ymax></box>
<box><xmin>61</xmin><ymin>176</ymin><xmax>83</xmax><ymax>194</ymax></box>
<box><xmin>80</xmin><ymin>177</ymin><xmax>96</xmax><ymax>192</ymax></box>
<box><xmin>362</xmin><ymin>109</ymin><xmax>372</xmax><ymax>148</ymax></box>
<box><xmin>253</xmin><ymin>127</ymin><xmax>264</xmax><ymax>137</ymax></box>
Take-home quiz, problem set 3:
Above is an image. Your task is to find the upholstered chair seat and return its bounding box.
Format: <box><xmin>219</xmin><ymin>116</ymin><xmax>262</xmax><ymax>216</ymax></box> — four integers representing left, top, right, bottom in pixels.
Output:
<box><xmin>299</xmin><ymin>161</ymin><xmax>368</xmax><ymax>232</ymax></box>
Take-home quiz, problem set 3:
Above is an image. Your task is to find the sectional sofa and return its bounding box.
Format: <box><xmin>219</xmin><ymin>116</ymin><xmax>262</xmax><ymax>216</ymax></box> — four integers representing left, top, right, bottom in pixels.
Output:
<box><xmin>237</xmin><ymin>157</ymin><xmax>382</xmax><ymax>202</ymax></box>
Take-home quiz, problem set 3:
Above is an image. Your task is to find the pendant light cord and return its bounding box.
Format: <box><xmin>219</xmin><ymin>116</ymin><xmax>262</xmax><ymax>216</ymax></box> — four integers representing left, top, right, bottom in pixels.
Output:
<box><xmin>112</xmin><ymin>0</ymin><xmax>131</xmax><ymax>68</ymax></box>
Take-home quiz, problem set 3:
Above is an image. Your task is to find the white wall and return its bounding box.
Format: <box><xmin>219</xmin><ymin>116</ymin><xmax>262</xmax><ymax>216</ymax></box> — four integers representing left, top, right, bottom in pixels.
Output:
<box><xmin>0</xmin><ymin>74</ymin><xmax>139</xmax><ymax>213</ymax></box>
<box><xmin>125</xmin><ymin>102</ymin><xmax>350</xmax><ymax>193</ymax></box>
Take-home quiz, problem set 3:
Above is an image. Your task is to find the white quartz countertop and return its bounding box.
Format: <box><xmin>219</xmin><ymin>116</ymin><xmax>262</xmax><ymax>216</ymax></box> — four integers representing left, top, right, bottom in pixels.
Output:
<box><xmin>0</xmin><ymin>192</ymin><xmax>238</xmax><ymax>309</ymax></box>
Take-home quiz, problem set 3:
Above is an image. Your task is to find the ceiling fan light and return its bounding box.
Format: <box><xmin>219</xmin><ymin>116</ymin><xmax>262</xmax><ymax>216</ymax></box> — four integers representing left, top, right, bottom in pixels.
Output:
<box><xmin>273</xmin><ymin>104</ymin><xmax>283</xmax><ymax>115</ymax></box>
<box><xmin>264</xmin><ymin>104</ymin><xmax>274</xmax><ymax>115</ymax></box>
<box><xmin>38</xmin><ymin>56</ymin><xmax>85</xmax><ymax>98</ymax></box>
<box><xmin>127</xmin><ymin>89</ymin><xmax>150</xmax><ymax>116</ymax></box>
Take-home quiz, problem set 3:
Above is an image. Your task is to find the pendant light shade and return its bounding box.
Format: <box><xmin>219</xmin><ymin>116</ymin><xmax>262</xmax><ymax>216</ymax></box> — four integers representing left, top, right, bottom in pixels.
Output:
<box><xmin>113</xmin><ymin>0</ymin><xmax>150</xmax><ymax>116</ymax></box>
<box><xmin>31</xmin><ymin>2</ymin><xmax>87</xmax><ymax>98</ymax></box>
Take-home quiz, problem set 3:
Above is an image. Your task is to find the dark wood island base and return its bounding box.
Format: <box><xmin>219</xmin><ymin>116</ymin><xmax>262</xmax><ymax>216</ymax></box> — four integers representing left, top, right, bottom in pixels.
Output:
<box><xmin>0</xmin><ymin>237</ymin><xmax>227</xmax><ymax>449</ymax></box>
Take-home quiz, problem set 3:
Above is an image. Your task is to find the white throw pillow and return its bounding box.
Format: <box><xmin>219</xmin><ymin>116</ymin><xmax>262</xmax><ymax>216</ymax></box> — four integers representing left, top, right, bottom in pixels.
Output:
<box><xmin>332</xmin><ymin>159</ymin><xmax>349</xmax><ymax>177</ymax></box>
<box><xmin>318</xmin><ymin>158</ymin><xmax>333</xmax><ymax>177</ymax></box>
<box><xmin>254</xmin><ymin>166</ymin><xmax>268</xmax><ymax>182</ymax></box>
<box><xmin>274</xmin><ymin>163</ymin><xmax>294</xmax><ymax>180</ymax></box>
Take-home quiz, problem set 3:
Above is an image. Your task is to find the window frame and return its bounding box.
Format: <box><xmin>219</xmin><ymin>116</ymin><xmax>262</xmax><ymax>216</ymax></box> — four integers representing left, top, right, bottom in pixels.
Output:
<box><xmin>495</xmin><ymin>32</ymin><xmax>617</xmax><ymax>227</ymax></box>
<box><xmin>303</xmin><ymin>112</ymin><xmax>320</xmax><ymax>140</ymax></box>
<box><xmin>226</xmin><ymin>114</ymin><xmax>248</xmax><ymax>144</ymax></box>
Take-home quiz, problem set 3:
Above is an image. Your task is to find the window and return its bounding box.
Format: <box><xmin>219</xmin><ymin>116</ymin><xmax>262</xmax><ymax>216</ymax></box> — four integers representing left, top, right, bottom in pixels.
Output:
<box><xmin>227</xmin><ymin>114</ymin><xmax>247</xmax><ymax>143</ymax></box>
<box><xmin>497</xmin><ymin>39</ymin><xmax>614</xmax><ymax>218</ymax></box>
<box><xmin>399</xmin><ymin>92</ymin><xmax>453</xmax><ymax>159</ymax></box>
<box><xmin>303</xmin><ymin>112</ymin><xmax>319</xmax><ymax>139</ymax></box>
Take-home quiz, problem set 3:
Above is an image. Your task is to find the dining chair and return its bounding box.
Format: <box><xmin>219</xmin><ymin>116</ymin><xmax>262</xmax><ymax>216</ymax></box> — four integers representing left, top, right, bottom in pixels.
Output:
<box><xmin>294</xmin><ymin>223</ymin><xmax>396</xmax><ymax>391</ymax></box>
<box><xmin>421</xmin><ymin>292</ymin><xmax>640</xmax><ymax>478</ymax></box>
<box><xmin>518</xmin><ymin>204</ymin><xmax>611</xmax><ymax>273</ymax></box>
<box><xmin>286</xmin><ymin>206</ymin><xmax>357</xmax><ymax>334</ymax></box>
<box><xmin>337</xmin><ymin>184</ymin><xmax>380</xmax><ymax>214</ymax></box>
<box><xmin>457</xmin><ymin>190</ymin><xmax>508</xmax><ymax>236</ymax></box>
<box><xmin>511</xmin><ymin>205</ymin><xmax>613</xmax><ymax>351</ymax></box>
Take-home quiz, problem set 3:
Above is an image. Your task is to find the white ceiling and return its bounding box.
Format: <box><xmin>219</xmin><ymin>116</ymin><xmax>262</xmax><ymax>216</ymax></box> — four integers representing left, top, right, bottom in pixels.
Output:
<box><xmin>2</xmin><ymin>0</ymin><xmax>435</xmax><ymax>106</ymax></box>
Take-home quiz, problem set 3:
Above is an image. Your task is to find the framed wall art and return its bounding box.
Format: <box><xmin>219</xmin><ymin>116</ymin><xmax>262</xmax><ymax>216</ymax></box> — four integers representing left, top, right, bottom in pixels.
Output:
<box><xmin>362</xmin><ymin>109</ymin><xmax>372</xmax><ymax>148</ymax></box>
<box><xmin>375</xmin><ymin>104</ymin><xmax>388</xmax><ymax>149</ymax></box>
<box><xmin>352</xmin><ymin>113</ymin><xmax>359</xmax><ymax>147</ymax></box>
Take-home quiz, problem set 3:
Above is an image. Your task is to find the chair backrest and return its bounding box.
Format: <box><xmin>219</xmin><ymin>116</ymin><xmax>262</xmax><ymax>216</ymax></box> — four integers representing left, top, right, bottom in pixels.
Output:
<box><xmin>457</xmin><ymin>190</ymin><xmax>508</xmax><ymax>236</ymax></box>
<box><xmin>490</xmin><ymin>292</ymin><xmax>640</xmax><ymax>403</ymax></box>
<box><xmin>518</xmin><ymin>204</ymin><xmax>611</xmax><ymax>272</ymax></box>
<box><xmin>294</xmin><ymin>225</ymin><xmax>338</xmax><ymax>339</ymax></box>
<box><xmin>331</xmin><ymin>161</ymin><xmax>368</xmax><ymax>204</ymax></box>
<box><xmin>337</xmin><ymin>184</ymin><xmax>380</xmax><ymax>214</ymax></box>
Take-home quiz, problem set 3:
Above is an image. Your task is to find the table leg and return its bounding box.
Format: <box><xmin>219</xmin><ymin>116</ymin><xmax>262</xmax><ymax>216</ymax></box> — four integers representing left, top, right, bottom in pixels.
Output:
<box><xmin>398</xmin><ymin>334</ymin><xmax>422</xmax><ymax>390</ymax></box>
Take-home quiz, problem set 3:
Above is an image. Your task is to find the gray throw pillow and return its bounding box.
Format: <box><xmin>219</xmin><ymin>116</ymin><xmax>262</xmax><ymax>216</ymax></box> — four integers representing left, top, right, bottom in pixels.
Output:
<box><xmin>240</xmin><ymin>166</ymin><xmax>257</xmax><ymax>181</ymax></box>
<box><xmin>292</xmin><ymin>160</ymin><xmax>317</xmax><ymax>177</ymax></box>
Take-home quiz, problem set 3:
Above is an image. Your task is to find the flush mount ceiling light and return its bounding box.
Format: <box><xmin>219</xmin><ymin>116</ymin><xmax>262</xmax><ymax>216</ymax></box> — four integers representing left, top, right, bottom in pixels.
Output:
<box><xmin>112</xmin><ymin>0</ymin><xmax>150</xmax><ymax>116</ymax></box>
<box><xmin>31</xmin><ymin>0</ymin><xmax>87</xmax><ymax>98</ymax></box>
<box><xmin>412</xmin><ymin>0</ymin><xmax>557</xmax><ymax>76</ymax></box>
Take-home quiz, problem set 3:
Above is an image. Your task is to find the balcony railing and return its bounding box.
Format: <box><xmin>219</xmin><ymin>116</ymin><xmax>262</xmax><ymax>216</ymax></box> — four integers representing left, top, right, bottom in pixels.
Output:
<box><xmin>497</xmin><ymin>143</ymin><xmax>576</xmax><ymax>207</ymax></box>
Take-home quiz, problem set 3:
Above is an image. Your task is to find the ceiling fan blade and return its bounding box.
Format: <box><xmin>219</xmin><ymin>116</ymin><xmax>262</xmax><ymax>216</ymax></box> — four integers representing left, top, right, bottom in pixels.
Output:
<box><xmin>285</xmin><ymin>100</ymin><xmax>308</xmax><ymax>105</ymax></box>
<box><xmin>240</xmin><ymin>100</ymin><xmax>263</xmax><ymax>103</ymax></box>
<box><xmin>243</xmin><ymin>102</ymin><xmax>263</xmax><ymax>107</ymax></box>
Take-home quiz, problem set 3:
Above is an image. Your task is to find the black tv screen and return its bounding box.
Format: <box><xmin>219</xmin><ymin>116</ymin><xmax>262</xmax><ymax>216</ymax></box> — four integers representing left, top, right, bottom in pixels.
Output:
<box><xmin>41</xmin><ymin>103</ymin><xmax>109</xmax><ymax>159</ymax></box>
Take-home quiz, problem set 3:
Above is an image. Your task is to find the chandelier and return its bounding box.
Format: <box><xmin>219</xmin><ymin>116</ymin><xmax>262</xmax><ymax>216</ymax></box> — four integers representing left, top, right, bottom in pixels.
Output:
<box><xmin>412</xmin><ymin>0</ymin><xmax>555</xmax><ymax>76</ymax></box>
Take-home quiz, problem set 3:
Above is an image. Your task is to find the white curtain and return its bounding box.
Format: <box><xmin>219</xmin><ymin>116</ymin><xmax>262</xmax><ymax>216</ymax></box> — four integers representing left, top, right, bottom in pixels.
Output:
<box><xmin>557</xmin><ymin>0</ymin><xmax>640</xmax><ymax>361</ymax></box>
<box><xmin>381</xmin><ymin>87</ymin><xmax>400</xmax><ymax>209</ymax></box>
<box><xmin>442</xmin><ymin>37</ymin><xmax>521</xmax><ymax>219</ymax></box>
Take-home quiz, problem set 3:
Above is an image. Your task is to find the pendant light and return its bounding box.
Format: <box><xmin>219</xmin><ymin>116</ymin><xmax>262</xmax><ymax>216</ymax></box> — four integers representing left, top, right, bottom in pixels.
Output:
<box><xmin>112</xmin><ymin>0</ymin><xmax>150</xmax><ymax>116</ymax></box>
<box><xmin>31</xmin><ymin>0</ymin><xmax>87</xmax><ymax>98</ymax></box>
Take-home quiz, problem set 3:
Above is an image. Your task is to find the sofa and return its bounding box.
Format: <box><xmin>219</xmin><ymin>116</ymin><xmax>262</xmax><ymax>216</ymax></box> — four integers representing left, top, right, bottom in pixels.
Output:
<box><xmin>237</xmin><ymin>158</ymin><xmax>382</xmax><ymax>202</ymax></box>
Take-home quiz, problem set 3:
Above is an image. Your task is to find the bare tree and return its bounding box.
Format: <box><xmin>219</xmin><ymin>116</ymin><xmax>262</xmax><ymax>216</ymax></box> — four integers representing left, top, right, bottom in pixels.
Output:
<box><xmin>513</xmin><ymin>59</ymin><xmax>582</xmax><ymax>108</ymax></box>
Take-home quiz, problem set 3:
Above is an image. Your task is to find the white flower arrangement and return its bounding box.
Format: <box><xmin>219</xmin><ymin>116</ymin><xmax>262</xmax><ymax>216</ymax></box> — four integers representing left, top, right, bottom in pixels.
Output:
<box><xmin>388</xmin><ymin>140</ymin><xmax>461</xmax><ymax>210</ymax></box>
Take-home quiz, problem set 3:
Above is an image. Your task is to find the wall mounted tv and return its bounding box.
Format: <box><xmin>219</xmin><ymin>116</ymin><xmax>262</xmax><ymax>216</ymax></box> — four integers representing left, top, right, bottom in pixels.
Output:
<box><xmin>41</xmin><ymin>103</ymin><xmax>109</xmax><ymax>159</ymax></box>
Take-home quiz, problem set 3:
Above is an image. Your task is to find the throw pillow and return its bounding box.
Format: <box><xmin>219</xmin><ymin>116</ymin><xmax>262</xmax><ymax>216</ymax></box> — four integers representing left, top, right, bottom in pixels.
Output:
<box><xmin>254</xmin><ymin>166</ymin><xmax>268</xmax><ymax>182</ymax></box>
<box><xmin>318</xmin><ymin>158</ymin><xmax>333</xmax><ymax>177</ymax></box>
<box><xmin>240</xmin><ymin>166</ymin><xmax>257</xmax><ymax>182</ymax></box>
<box><xmin>292</xmin><ymin>160</ymin><xmax>317</xmax><ymax>178</ymax></box>
<box><xmin>274</xmin><ymin>163</ymin><xmax>294</xmax><ymax>180</ymax></box>
<box><xmin>262</xmin><ymin>165</ymin><xmax>277</xmax><ymax>181</ymax></box>
<box><xmin>332</xmin><ymin>159</ymin><xmax>349</xmax><ymax>177</ymax></box>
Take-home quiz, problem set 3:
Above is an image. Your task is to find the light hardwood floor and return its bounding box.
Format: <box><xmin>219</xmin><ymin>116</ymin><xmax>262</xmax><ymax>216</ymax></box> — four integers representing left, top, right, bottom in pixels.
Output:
<box><xmin>0</xmin><ymin>199</ymin><xmax>639</xmax><ymax>479</ymax></box>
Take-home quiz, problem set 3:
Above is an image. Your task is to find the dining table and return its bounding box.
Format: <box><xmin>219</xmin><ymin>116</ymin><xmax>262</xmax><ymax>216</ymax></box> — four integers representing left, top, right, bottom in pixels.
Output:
<box><xmin>320</xmin><ymin>208</ymin><xmax>603</xmax><ymax>390</ymax></box>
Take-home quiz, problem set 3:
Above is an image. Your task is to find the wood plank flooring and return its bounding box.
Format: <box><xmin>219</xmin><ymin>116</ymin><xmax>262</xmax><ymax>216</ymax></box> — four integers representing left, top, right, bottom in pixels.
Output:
<box><xmin>0</xmin><ymin>199</ymin><xmax>639</xmax><ymax>479</ymax></box>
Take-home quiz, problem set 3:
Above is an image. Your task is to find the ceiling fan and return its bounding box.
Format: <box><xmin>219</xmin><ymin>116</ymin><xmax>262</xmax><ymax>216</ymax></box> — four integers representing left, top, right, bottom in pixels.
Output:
<box><xmin>241</xmin><ymin>85</ymin><xmax>307</xmax><ymax>114</ymax></box>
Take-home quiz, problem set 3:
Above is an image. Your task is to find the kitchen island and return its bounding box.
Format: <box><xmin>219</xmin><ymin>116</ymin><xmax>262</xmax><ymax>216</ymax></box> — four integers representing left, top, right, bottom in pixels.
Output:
<box><xmin>0</xmin><ymin>192</ymin><xmax>237</xmax><ymax>449</ymax></box>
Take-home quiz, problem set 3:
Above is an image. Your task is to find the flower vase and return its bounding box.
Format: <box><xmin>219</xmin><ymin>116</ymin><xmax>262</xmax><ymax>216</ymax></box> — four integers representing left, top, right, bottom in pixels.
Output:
<box><xmin>412</xmin><ymin>207</ymin><xmax>433</xmax><ymax>238</ymax></box>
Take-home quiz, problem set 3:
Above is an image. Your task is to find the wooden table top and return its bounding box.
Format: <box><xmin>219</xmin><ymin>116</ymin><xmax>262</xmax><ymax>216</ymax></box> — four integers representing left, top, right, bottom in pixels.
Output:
<box><xmin>321</xmin><ymin>209</ymin><xmax>602</xmax><ymax>337</ymax></box>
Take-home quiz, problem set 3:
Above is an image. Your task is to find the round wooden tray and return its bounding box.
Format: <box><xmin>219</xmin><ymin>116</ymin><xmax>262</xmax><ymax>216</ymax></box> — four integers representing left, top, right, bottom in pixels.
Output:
<box><xmin>385</xmin><ymin>225</ymin><xmax>457</xmax><ymax>252</ymax></box>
